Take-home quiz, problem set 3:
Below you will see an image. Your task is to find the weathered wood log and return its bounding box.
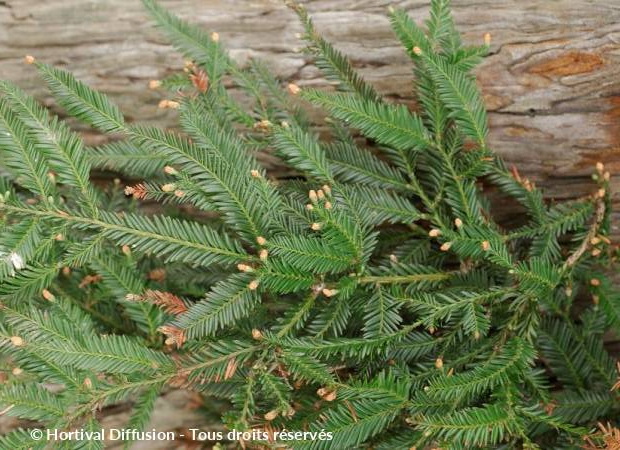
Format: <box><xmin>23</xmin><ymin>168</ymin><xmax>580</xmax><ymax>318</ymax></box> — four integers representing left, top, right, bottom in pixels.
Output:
<box><xmin>1</xmin><ymin>0</ymin><xmax>619</xmax><ymax>234</ymax></box>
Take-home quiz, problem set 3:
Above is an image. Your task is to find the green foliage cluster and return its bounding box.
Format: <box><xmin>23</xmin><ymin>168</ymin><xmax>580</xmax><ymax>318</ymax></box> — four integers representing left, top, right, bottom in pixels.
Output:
<box><xmin>0</xmin><ymin>0</ymin><xmax>618</xmax><ymax>448</ymax></box>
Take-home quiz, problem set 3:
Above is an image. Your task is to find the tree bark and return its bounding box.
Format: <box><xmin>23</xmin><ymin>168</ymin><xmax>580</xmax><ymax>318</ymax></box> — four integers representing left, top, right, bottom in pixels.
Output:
<box><xmin>1</xmin><ymin>0</ymin><xmax>619</xmax><ymax>233</ymax></box>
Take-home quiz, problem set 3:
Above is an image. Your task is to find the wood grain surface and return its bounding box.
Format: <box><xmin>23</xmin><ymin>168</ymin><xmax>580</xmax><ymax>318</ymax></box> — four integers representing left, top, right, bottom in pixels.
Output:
<box><xmin>1</xmin><ymin>0</ymin><xmax>620</xmax><ymax>233</ymax></box>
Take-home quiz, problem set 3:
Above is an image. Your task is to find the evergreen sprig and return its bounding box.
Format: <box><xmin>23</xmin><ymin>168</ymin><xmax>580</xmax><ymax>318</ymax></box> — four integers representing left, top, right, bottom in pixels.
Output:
<box><xmin>0</xmin><ymin>0</ymin><xmax>618</xmax><ymax>448</ymax></box>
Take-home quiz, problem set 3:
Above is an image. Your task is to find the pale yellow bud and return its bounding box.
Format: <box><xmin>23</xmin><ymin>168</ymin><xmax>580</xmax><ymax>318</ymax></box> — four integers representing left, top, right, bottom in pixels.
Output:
<box><xmin>248</xmin><ymin>280</ymin><xmax>260</xmax><ymax>290</ymax></box>
<box><xmin>83</xmin><ymin>378</ymin><xmax>93</xmax><ymax>389</ymax></box>
<box><xmin>597</xmin><ymin>188</ymin><xmax>606</xmax><ymax>198</ymax></box>
<box><xmin>481</xmin><ymin>240</ymin><xmax>491</xmax><ymax>251</ymax></box>
<box><xmin>412</xmin><ymin>46</ymin><xmax>422</xmax><ymax>56</ymax></box>
<box><xmin>596</xmin><ymin>162</ymin><xmax>604</xmax><ymax>174</ymax></box>
<box><xmin>122</xmin><ymin>244</ymin><xmax>131</xmax><ymax>255</ymax></box>
<box><xmin>287</xmin><ymin>83</ymin><xmax>301</xmax><ymax>95</ymax></box>
<box><xmin>322</xmin><ymin>288</ymin><xmax>338</xmax><ymax>297</ymax></box>
<box><xmin>237</xmin><ymin>263</ymin><xmax>253</xmax><ymax>272</ymax></box>
<box><xmin>484</xmin><ymin>32</ymin><xmax>491</xmax><ymax>46</ymax></box>
<box><xmin>454</xmin><ymin>218</ymin><xmax>463</xmax><ymax>228</ymax></box>
<box><xmin>252</xmin><ymin>329</ymin><xmax>263</xmax><ymax>340</ymax></box>
<box><xmin>161</xmin><ymin>183</ymin><xmax>176</xmax><ymax>192</ymax></box>
<box><xmin>264</xmin><ymin>409</ymin><xmax>279</xmax><ymax>421</ymax></box>
<box><xmin>250</xmin><ymin>169</ymin><xmax>261</xmax><ymax>178</ymax></box>
<box><xmin>148</xmin><ymin>79</ymin><xmax>161</xmax><ymax>89</ymax></box>
<box><xmin>440</xmin><ymin>242</ymin><xmax>452</xmax><ymax>252</ymax></box>
<box><xmin>429</xmin><ymin>229</ymin><xmax>441</xmax><ymax>237</ymax></box>
<box><xmin>590</xmin><ymin>278</ymin><xmax>601</xmax><ymax>287</ymax></box>
<box><xmin>389</xmin><ymin>254</ymin><xmax>398</xmax><ymax>263</ymax></box>
<box><xmin>311</xmin><ymin>222</ymin><xmax>322</xmax><ymax>231</ymax></box>
<box><xmin>321</xmin><ymin>185</ymin><xmax>332</xmax><ymax>195</ymax></box>
<box><xmin>590</xmin><ymin>237</ymin><xmax>601</xmax><ymax>245</ymax></box>
<box><xmin>10</xmin><ymin>336</ymin><xmax>24</xmax><ymax>347</ymax></box>
<box><xmin>474</xmin><ymin>330</ymin><xmax>481</xmax><ymax>340</ymax></box>
<box><xmin>435</xmin><ymin>358</ymin><xmax>444</xmax><ymax>369</ymax></box>
<box><xmin>174</xmin><ymin>190</ymin><xmax>185</xmax><ymax>198</ymax></box>
<box><xmin>259</xmin><ymin>249</ymin><xmax>269</xmax><ymax>261</ymax></box>
<box><xmin>591</xmin><ymin>248</ymin><xmax>602</xmax><ymax>257</ymax></box>
<box><xmin>256</xmin><ymin>236</ymin><xmax>267</xmax><ymax>246</ymax></box>
<box><xmin>164</xmin><ymin>166</ymin><xmax>177</xmax><ymax>175</ymax></box>
<box><xmin>317</xmin><ymin>189</ymin><xmax>325</xmax><ymax>200</ymax></box>
<box><xmin>604</xmin><ymin>171</ymin><xmax>611</xmax><ymax>181</ymax></box>
<box><xmin>324</xmin><ymin>201</ymin><xmax>332</xmax><ymax>210</ymax></box>
<box><xmin>211</xmin><ymin>31</ymin><xmax>220</xmax><ymax>42</ymax></box>
<box><xmin>12</xmin><ymin>367</ymin><xmax>23</xmax><ymax>376</ymax></box>
<box><xmin>42</xmin><ymin>289</ymin><xmax>55</xmax><ymax>301</ymax></box>
<box><xmin>309</xmin><ymin>190</ymin><xmax>318</xmax><ymax>202</ymax></box>
<box><xmin>24</xmin><ymin>55</ymin><xmax>35</xmax><ymax>64</ymax></box>
<box><xmin>306</xmin><ymin>204</ymin><xmax>314</xmax><ymax>211</ymax></box>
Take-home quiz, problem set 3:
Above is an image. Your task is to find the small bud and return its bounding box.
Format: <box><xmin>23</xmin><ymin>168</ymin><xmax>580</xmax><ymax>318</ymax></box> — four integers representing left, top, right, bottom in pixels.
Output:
<box><xmin>256</xmin><ymin>236</ymin><xmax>267</xmax><ymax>246</ymax></box>
<box><xmin>250</xmin><ymin>169</ymin><xmax>261</xmax><ymax>178</ymax></box>
<box><xmin>121</xmin><ymin>244</ymin><xmax>131</xmax><ymax>255</ymax></box>
<box><xmin>164</xmin><ymin>166</ymin><xmax>178</xmax><ymax>175</ymax></box>
<box><xmin>481</xmin><ymin>240</ymin><xmax>491</xmax><ymax>251</ymax></box>
<box><xmin>317</xmin><ymin>189</ymin><xmax>325</xmax><ymax>200</ymax></box>
<box><xmin>174</xmin><ymin>190</ymin><xmax>185</xmax><ymax>198</ymax></box>
<box><xmin>592</xmin><ymin>295</ymin><xmax>600</xmax><ymax>305</ymax></box>
<box><xmin>10</xmin><ymin>336</ymin><xmax>24</xmax><ymax>347</ymax></box>
<box><xmin>252</xmin><ymin>329</ymin><xmax>263</xmax><ymax>340</ymax></box>
<box><xmin>161</xmin><ymin>183</ymin><xmax>176</xmax><ymax>192</ymax></box>
<box><xmin>158</xmin><ymin>99</ymin><xmax>180</xmax><ymax>109</ymax></box>
<box><xmin>412</xmin><ymin>46</ymin><xmax>422</xmax><ymax>55</ymax></box>
<box><xmin>48</xmin><ymin>171</ymin><xmax>56</xmax><ymax>183</ymax></box>
<box><xmin>83</xmin><ymin>378</ymin><xmax>93</xmax><ymax>389</ymax></box>
<box><xmin>484</xmin><ymin>32</ymin><xmax>491</xmax><ymax>46</ymax></box>
<box><xmin>454</xmin><ymin>218</ymin><xmax>463</xmax><ymax>228</ymax></box>
<box><xmin>429</xmin><ymin>327</ymin><xmax>435</xmax><ymax>334</ymax></box>
<box><xmin>24</xmin><ymin>55</ymin><xmax>35</xmax><ymax>64</ymax></box>
<box><xmin>42</xmin><ymin>289</ymin><xmax>55</xmax><ymax>301</ymax></box>
<box><xmin>597</xmin><ymin>188</ymin><xmax>606</xmax><ymax>198</ymax></box>
<box><xmin>12</xmin><ymin>367</ymin><xmax>23</xmax><ymax>376</ymax></box>
<box><xmin>309</xmin><ymin>190</ymin><xmax>318</xmax><ymax>202</ymax></box>
<box><xmin>259</xmin><ymin>249</ymin><xmax>269</xmax><ymax>260</ymax></box>
<box><xmin>248</xmin><ymin>279</ymin><xmax>260</xmax><ymax>290</ymax></box>
<box><xmin>253</xmin><ymin>119</ymin><xmax>272</xmax><ymax>131</ymax></box>
<box><xmin>264</xmin><ymin>409</ymin><xmax>279</xmax><ymax>421</ymax></box>
<box><xmin>429</xmin><ymin>229</ymin><xmax>441</xmax><ymax>237</ymax></box>
<box><xmin>596</xmin><ymin>162</ymin><xmax>604</xmax><ymax>174</ymax></box>
<box><xmin>306</xmin><ymin>203</ymin><xmax>314</xmax><ymax>210</ymax></box>
<box><xmin>317</xmin><ymin>387</ymin><xmax>337</xmax><ymax>401</ymax></box>
<box><xmin>148</xmin><ymin>79</ymin><xmax>161</xmax><ymax>89</ymax></box>
<box><xmin>62</xmin><ymin>266</ymin><xmax>71</xmax><ymax>276</ymax></box>
<box><xmin>604</xmin><ymin>171</ymin><xmax>611</xmax><ymax>181</ymax></box>
<box><xmin>322</xmin><ymin>288</ymin><xmax>338</xmax><ymax>297</ymax></box>
<box><xmin>287</xmin><ymin>83</ymin><xmax>301</xmax><ymax>95</ymax></box>
<box><xmin>440</xmin><ymin>242</ymin><xmax>452</xmax><ymax>251</ymax></box>
<box><xmin>311</xmin><ymin>222</ymin><xmax>322</xmax><ymax>231</ymax></box>
<box><xmin>324</xmin><ymin>201</ymin><xmax>333</xmax><ymax>210</ymax></box>
<box><xmin>124</xmin><ymin>186</ymin><xmax>135</xmax><ymax>196</ymax></box>
<box><xmin>591</xmin><ymin>248</ymin><xmax>602</xmax><ymax>257</ymax></box>
<box><xmin>590</xmin><ymin>278</ymin><xmax>601</xmax><ymax>287</ymax></box>
<box><xmin>321</xmin><ymin>185</ymin><xmax>332</xmax><ymax>195</ymax></box>
<box><xmin>474</xmin><ymin>330</ymin><xmax>481</xmax><ymax>340</ymax></box>
<box><xmin>590</xmin><ymin>237</ymin><xmax>601</xmax><ymax>245</ymax></box>
<box><xmin>281</xmin><ymin>120</ymin><xmax>290</xmax><ymax>128</ymax></box>
<box><xmin>211</xmin><ymin>31</ymin><xmax>220</xmax><ymax>42</ymax></box>
<box><xmin>237</xmin><ymin>263</ymin><xmax>254</xmax><ymax>272</ymax></box>
<box><xmin>389</xmin><ymin>254</ymin><xmax>398</xmax><ymax>263</ymax></box>
<box><xmin>565</xmin><ymin>287</ymin><xmax>573</xmax><ymax>297</ymax></box>
<box><xmin>435</xmin><ymin>358</ymin><xmax>444</xmax><ymax>369</ymax></box>
<box><xmin>54</xmin><ymin>233</ymin><xmax>64</xmax><ymax>241</ymax></box>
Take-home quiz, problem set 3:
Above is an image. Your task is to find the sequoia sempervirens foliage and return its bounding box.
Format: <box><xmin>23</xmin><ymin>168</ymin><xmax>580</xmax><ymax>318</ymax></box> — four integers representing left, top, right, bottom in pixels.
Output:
<box><xmin>0</xmin><ymin>0</ymin><xmax>618</xmax><ymax>448</ymax></box>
